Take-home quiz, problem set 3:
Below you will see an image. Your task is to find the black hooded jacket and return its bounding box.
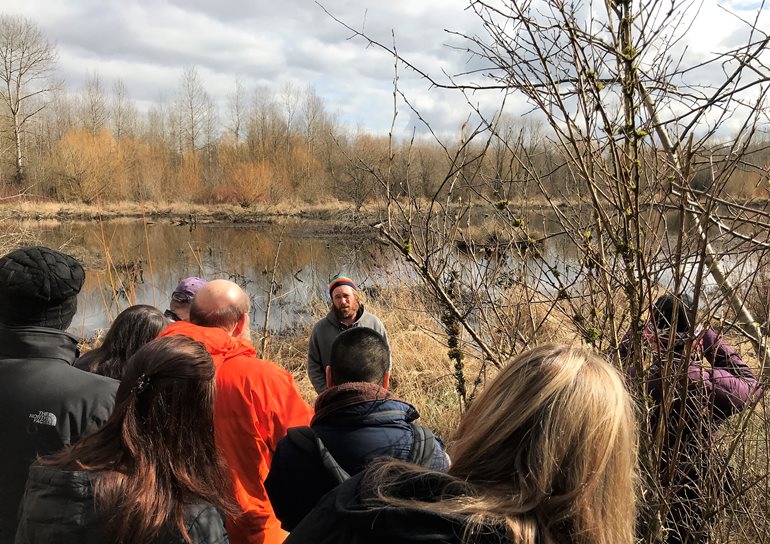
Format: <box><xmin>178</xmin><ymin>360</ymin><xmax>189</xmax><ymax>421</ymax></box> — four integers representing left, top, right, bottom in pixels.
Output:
<box><xmin>285</xmin><ymin>470</ymin><xmax>511</xmax><ymax>544</ymax></box>
<box><xmin>265</xmin><ymin>382</ymin><xmax>449</xmax><ymax>531</ymax></box>
<box><xmin>0</xmin><ymin>325</ymin><xmax>118</xmax><ymax>544</ymax></box>
<box><xmin>15</xmin><ymin>464</ymin><xmax>228</xmax><ymax>543</ymax></box>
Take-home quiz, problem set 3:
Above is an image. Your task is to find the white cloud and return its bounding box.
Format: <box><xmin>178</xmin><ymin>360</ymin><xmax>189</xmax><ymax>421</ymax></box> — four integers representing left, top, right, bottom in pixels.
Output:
<box><xmin>2</xmin><ymin>0</ymin><xmax>768</xmax><ymax>139</ymax></box>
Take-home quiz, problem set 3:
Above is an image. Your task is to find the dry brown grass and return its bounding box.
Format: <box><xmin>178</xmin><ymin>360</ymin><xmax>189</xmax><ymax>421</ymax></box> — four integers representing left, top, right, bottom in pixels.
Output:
<box><xmin>0</xmin><ymin>200</ymin><xmax>251</xmax><ymax>220</ymax></box>
<box><xmin>267</xmin><ymin>285</ymin><xmax>477</xmax><ymax>440</ymax></box>
<box><xmin>0</xmin><ymin>199</ymin><xmax>365</xmax><ymax>223</ymax></box>
<box><xmin>0</xmin><ymin>222</ymin><xmax>40</xmax><ymax>256</ymax></box>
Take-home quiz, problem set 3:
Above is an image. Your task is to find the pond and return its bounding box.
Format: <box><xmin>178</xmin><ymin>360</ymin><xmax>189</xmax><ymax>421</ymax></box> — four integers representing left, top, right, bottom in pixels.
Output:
<box><xmin>5</xmin><ymin>218</ymin><xmax>398</xmax><ymax>337</ymax></box>
<box><xmin>3</xmin><ymin>211</ymin><xmax>758</xmax><ymax>339</ymax></box>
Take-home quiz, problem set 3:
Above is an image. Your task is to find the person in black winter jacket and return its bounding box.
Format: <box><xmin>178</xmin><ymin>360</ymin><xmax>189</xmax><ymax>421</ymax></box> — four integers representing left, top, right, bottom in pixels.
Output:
<box><xmin>0</xmin><ymin>246</ymin><xmax>118</xmax><ymax>544</ymax></box>
<box><xmin>15</xmin><ymin>335</ymin><xmax>238</xmax><ymax>544</ymax></box>
<box><xmin>285</xmin><ymin>345</ymin><xmax>638</xmax><ymax>544</ymax></box>
<box><xmin>266</xmin><ymin>327</ymin><xmax>449</xmax><ymax>531</ymax></box>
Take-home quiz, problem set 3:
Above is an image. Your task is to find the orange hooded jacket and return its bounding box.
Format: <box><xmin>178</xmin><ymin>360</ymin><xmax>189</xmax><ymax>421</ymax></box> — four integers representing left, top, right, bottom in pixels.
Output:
<box><xmin>159</xmin><ymin>321</ymin><xmax>313</xmax><ymax>544</ymax></box>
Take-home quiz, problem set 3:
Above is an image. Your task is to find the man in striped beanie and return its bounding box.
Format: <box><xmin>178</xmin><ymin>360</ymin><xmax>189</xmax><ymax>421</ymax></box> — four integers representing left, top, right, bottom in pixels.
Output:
<box><xmin>307</xmin><ymin>274</ymin><xmax>389</xmax><ymax>394</ymax></box>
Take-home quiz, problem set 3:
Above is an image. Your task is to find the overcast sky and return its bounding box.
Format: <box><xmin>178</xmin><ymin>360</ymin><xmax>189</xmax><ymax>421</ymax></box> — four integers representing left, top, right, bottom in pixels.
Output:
<box><xmin>2</xmin><ymin>0</ymin><xmax>769</xmax><ymax>137</ymax></box>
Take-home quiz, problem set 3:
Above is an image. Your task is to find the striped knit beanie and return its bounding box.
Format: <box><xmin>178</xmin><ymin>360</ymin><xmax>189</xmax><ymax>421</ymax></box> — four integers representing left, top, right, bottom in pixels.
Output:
<box><xmin>328</xmin><ymin>274</ymin><xmax>357</xmax><ymax>296</ymax></box>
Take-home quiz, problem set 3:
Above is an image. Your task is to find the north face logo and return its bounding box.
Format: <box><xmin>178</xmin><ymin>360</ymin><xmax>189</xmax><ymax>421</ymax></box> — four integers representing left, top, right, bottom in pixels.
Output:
<box><xmin>29</xmin><ymin>411</ymin><xmax>57</xmax><ymax>426</ymax></box>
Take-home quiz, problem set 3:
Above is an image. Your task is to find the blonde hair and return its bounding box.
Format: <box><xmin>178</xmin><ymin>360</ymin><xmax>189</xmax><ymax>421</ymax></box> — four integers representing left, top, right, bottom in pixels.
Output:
<box><xmin>371</xmin><ymin>344</ymin><xmax>637</xmax><ymax>544</ymax></box>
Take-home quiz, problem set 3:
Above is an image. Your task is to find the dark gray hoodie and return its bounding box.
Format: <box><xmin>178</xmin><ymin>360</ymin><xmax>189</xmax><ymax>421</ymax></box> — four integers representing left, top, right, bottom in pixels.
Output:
<box><xmin>307</xmin><ymin>305</ymin><xmax>389</xmax><ymax>393</ymax></box>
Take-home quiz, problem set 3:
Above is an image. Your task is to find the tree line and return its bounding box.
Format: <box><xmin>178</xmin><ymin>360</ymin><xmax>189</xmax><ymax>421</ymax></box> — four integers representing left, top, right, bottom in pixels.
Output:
<box><xmin>1</xmin><ymin>14</ymin><xmax>769</xmax><ymax>209</ymax></box>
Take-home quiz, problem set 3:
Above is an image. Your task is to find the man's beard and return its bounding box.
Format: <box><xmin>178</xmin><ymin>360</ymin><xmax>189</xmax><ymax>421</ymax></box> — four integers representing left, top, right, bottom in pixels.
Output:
<box><xmin>333</xmin><ymin>304</ymin><xmax>358</xmax><ymax>322</ymax></box>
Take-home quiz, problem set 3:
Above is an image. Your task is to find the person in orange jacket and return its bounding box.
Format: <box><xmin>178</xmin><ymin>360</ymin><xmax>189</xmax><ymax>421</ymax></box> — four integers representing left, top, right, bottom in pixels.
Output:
<box><xmin>159</xmin><ymin>279</ymin><xmax>313</xmax><ymax>544</ymax></box>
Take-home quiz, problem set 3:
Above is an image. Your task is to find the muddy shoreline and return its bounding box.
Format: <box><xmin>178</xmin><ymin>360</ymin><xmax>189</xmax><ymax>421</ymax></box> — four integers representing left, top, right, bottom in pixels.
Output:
<box><xmin>0</xmin><ymin>201</ymin><xmax>380</xmax><ymax>239</ymax></box>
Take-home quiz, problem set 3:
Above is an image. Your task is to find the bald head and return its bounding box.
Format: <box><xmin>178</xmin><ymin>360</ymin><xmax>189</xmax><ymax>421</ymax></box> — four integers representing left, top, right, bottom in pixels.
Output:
<box><xmin>190</xmin><ymin>279</ymin><xmax>250</xmax><ymax>333</ymax></box>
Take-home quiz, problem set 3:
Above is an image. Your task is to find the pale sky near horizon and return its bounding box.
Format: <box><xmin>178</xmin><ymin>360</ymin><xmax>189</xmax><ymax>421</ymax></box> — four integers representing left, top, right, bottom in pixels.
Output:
<box><xmin>1</xmin><ymin>0</ymin><xmax>769</xmax><ymax>138</ymax></box>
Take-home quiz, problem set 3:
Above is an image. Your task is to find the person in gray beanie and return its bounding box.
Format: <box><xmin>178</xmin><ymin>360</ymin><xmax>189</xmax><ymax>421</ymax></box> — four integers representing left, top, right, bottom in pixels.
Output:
<box><xmin>0</xmin><ymin>246</ymin><xmax>118</xmax><ymax>544</ymax></box>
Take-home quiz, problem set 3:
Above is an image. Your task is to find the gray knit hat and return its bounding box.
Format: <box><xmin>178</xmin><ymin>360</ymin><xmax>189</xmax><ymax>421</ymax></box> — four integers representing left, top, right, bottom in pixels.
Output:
<box><xmin>0</xmin><ymin>246</ymin><xmax>85</xmax><ymax>329</ymax></box>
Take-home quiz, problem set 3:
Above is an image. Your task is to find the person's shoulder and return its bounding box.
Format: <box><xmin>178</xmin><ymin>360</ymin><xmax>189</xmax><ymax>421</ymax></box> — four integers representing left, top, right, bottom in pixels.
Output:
<box><xmin>60</xmin><ymin>362</ymin><xmax>119</xmax><ymax>396</ymax></box>
<box><xmin>288</xmin><ymin>469</ymin><xmax>476</xmax><ymax>544</ymax></box>
<box><xmin>271</xmin><ymin>428</ymin><xmax>318</xmax><ymax>468</ymax></box>
<box><xmin>286</xmin><ymin>472</ymin><xmax>367</xmax><ymax>542</ymax></box>
<box><xmin>358</xmin><ymin>308</ymin><xmax>386</xmax><ymax>328</ymax></box>
<box><xmin>226</xmin><ymin>352</ymin><xmax>288</xmax><ymax>373</ymax></box>
<box><xmin>26</xmin><ymin>463</ymin><xmax>97</xmax><ymax>488</ymax></box>
<box><xmin>73</xmin><ymin>350</ymin><xmax>96</xmax><ymax>371</ymax></box>
<box><xmin>183</xmin><ymin>501</ymin><xmax>228</xmax><ymax>544</ymax></box>
<box><xmin>184</xmin><ymin>501</ymin><xmax>223</xmax><ymax>524</ymax></box>
<box><xmin>219</xmin><ymin>352</ymin><xmax>297</xmax><ymax>389</ymax></box>
<box><xmin>698</xmin><ymin>326</ymin><xmax>722</xmax><ymax>346</ymax></box>
<box><xmin>78</xmin><ymin>366</ymin><xmax>119</xmax><ymax>389</ymax></box>
<box><xmin>311</xmin><ymin>312</ymin><xmax>336</xmax><ymax>331</ymax></box>
<box><xmin>71</xmin><ymin>369</ymin><xmax>118</xmax><ymax>429</ymax></box>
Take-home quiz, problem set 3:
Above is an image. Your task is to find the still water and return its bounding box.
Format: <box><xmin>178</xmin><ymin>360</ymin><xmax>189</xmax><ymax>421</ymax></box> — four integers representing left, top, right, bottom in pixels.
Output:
<box><xmin>10</xmin><ymin>219</ymin><xmax>397</xmax><ymax>337</ymax></box>
<box><xmin>6</xmin><ymin>212</ymin><xmax>754</xmax><ymax>338</ymax></box>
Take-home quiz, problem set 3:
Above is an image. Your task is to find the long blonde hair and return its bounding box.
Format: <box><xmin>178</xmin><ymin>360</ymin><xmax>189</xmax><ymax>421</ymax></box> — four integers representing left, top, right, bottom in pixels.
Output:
<box><xmin>371</xmin><ymin>344</ymin><xmax>638</xmax><ymax>544</ymax></box>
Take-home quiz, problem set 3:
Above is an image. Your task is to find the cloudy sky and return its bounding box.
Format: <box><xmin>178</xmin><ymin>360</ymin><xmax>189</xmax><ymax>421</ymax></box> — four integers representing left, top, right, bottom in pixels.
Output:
<box><xmin>3</xmin><ymin>0</ymin><xmax>769</xmax><ymax>137</ymax></box>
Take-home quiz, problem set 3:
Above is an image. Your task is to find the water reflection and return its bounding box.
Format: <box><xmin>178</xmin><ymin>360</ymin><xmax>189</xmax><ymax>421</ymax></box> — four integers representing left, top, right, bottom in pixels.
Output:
<box><xmin>8</xmin><ymin>219</ymin><xmax>395</xmax><ymax>337</ymax></box>
<box><xmin>5</xmin><ymin>210</ymin><xmax>758</xmax><ymax>338</ymax></box>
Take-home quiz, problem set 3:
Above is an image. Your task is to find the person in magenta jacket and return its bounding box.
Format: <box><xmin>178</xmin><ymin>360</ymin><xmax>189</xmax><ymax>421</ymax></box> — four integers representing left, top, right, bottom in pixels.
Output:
<box><xmin>620</xmin><ymin>293</ymin><xmax>762</xmax><ymax>544</ymax></box>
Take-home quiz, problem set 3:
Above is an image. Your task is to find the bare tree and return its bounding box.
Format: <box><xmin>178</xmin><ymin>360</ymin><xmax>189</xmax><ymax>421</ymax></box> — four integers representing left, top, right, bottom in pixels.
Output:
<box><xmin>0</xmin><ymin>15</ymin><xmax>57</xmax><ymax>185</ymax></box>
<box><xmin>327</xmin><ymin>1</ymin><xmax>770</xmax><ymax>542</ymax></box>
<box><xmin>23</xmin><ymin>85</ymin><xmax>75</xmax><ymax>191</ymax></box>
<box><xmin>201</xmin><ymin>92</ymin><xmax>218</xmax><ymax>176</ymax></box>
<box><xmin>79</xmin><ymin>71</ymin><xmax>108</xmax><ymax>136</ymax></box>
<box><xmin>246</xmin><ymin>86</ymin><xmax>283</xmax><ymax>160</ymax></box>
<box><xmin>227</xmin><ymin>77</ymin><xmax>247</xmax><ymax>144</ymax></box>
<box><xmin>111</xmin><ymin>78</ymin><xmax>137</xmax><ymax>140</ymax></box>
<box><xmin>280</xmin><ymin>82</ymin><xmax>302</xmax><ymax>181</ymax></box>
<box><xmin>280</xmin><ymin>82</ymin><xmax>301</xmax><ymax>143</ymax></box>
<box><xmin>176</xmin><ymin>66</ymin><xmax>209</xmax><ymax>152</ymax></box>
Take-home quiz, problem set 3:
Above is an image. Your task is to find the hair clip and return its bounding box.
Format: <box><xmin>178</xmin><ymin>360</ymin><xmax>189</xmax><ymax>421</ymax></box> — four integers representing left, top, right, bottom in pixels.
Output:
<box><xmin>132</xmin><ymin>373</ymin><xmax>150</xmax><ymax>395</ymax></box>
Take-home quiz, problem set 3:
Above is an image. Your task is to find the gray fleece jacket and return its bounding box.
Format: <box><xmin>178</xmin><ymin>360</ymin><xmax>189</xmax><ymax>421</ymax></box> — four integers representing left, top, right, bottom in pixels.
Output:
<box><xmin>307</xmin><ymin>305</ymin><xmax>389</xmax><ymax>393</ymax></box>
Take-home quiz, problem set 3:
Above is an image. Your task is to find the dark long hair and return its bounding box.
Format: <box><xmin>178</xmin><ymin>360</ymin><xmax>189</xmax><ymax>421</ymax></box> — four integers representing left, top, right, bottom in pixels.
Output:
<box><xmin>45</xmin><ymin>335</ymin><xmax>237</xmax><ymax>544</ymax></box>
<box><xmin>77</xmin><ymin>305</ymin><xmax>168</xmax><ymax>380</ymax></box>
<box><xmin>651</xmin><ymin>293</ymin><xmax>695</xmax><ymax>333</ymax></box>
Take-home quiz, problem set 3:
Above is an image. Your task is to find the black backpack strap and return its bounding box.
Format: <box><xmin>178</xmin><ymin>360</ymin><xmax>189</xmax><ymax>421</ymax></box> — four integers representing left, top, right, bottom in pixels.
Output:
<box><xmin>286</xmin><ymin>426</ymin><xmax>318</xmax><ymax>454</ymax></box>
<box><xmin>286</xmin><ymin>426</ymin><xmax>350</xmax><ymax>484</ymax></box>
<box><xmin>408</xmin><ymin>424</ymin><xmax>437</xmax><ymax>467</ymax></box>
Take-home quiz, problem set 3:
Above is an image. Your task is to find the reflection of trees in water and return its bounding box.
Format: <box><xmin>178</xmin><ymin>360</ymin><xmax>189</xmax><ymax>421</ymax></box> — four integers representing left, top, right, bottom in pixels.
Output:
<box><xmin>15</xmin><ymin>215</ymin><xmax>758</xmax><ymax>339</ymax></box>
<box><xmin>25</xmin><ymin>220</ymin><xmax>396</xmax><ymax>334</ymax></box>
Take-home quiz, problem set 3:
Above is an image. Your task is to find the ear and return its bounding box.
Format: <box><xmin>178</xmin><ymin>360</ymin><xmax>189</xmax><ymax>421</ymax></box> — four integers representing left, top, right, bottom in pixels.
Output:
<box><xmin>382</xmin><ymin>370</ymin><xmax>390</xmax><ymax>390</ymax></box>
<box><xmin>231</xmin><ymin>313</ymin><xmax>248</xmax><ymax>339</ymax></box>
<box><xmin>325</xmin><ymin>365</ymin><xmax>334</xmax><ymax>389</ymax></box>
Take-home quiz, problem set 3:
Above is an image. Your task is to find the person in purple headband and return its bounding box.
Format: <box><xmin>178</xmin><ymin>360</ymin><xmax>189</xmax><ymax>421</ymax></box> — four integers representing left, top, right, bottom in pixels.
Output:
<box><xmin>165</xmin><ymin>276</ymin><xmax>208</xmax><ymax>322</ymax></box>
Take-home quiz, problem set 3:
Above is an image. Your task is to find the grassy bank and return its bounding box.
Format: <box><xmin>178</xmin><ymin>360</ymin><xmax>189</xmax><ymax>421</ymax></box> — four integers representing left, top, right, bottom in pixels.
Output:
<box><xmin>0</xmin><ymin>199</ymin><xmax>365</xmax><ymax>224</ymax></box>
<box><xmin>261</xmin><ymin>286</ymin><xmax>482</xmax><ymax>439</ymax></box>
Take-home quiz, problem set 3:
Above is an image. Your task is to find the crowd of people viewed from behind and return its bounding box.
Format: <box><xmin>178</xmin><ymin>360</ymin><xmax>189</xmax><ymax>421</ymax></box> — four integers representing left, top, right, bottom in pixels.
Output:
<box><xmin>0</xmin><ymin>245</ymin><xmax>762</xmax><ymax>544</ymax></box>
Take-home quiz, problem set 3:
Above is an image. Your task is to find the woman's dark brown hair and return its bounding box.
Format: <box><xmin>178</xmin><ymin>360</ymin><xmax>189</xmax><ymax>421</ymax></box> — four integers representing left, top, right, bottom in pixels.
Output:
<box><xmin>45</xmin><ymin>335</ymin><xmax>237</xmax><ymax>544</ymax></box>
<box><xmin>77</xmin><ymin>304</ymin><xmax>168</xmax><ymax>380</ymax></box>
